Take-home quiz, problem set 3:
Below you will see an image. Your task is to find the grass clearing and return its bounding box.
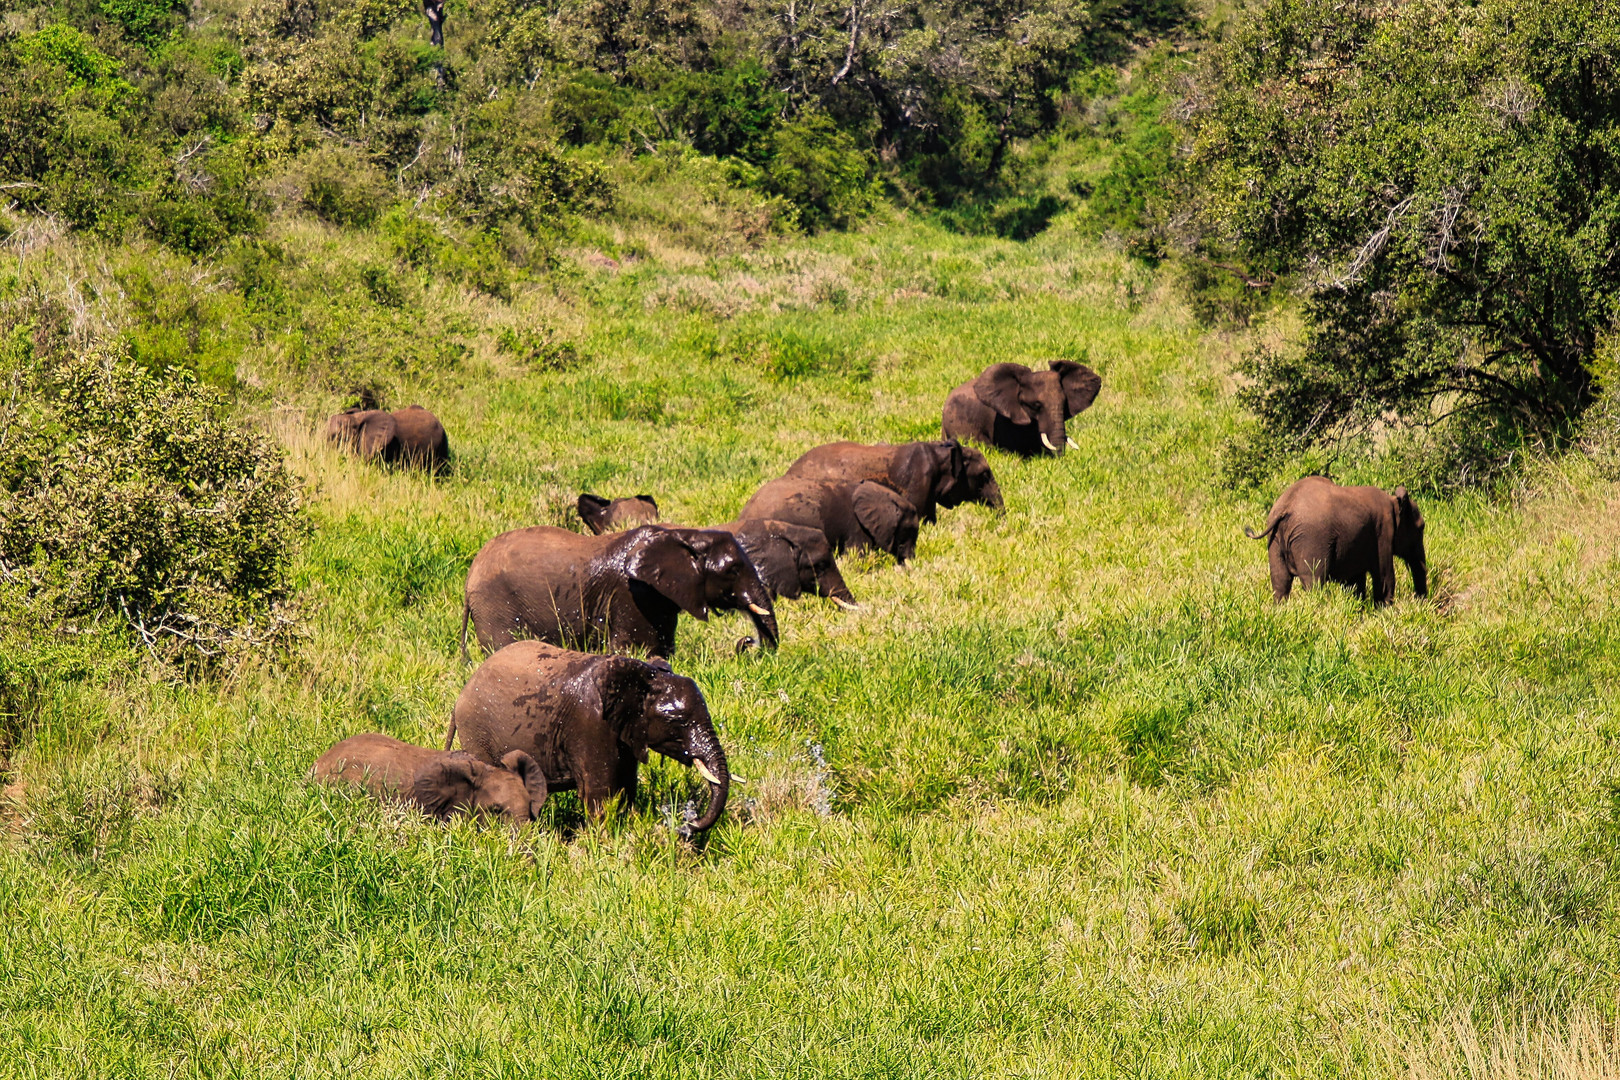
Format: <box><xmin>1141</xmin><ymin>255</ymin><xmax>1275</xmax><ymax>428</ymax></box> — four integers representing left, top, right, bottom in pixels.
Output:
<box><xmin>3</xmin><ymin>214</ymin><xmax>1620</xmax><ymax>1076</ymax></box>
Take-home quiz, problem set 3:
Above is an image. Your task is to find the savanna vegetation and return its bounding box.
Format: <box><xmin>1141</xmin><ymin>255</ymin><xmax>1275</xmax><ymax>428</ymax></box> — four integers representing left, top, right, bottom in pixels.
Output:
<box><xmin>4</xmin><ymin>0</ymin><xmax>1620</xmax><ymax>1073</ymax></box>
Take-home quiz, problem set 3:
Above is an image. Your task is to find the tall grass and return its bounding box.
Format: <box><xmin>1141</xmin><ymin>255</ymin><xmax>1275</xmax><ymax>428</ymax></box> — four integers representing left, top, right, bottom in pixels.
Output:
<box><xmin>2</xmin><ymin>212</ymin><xmax>1619</xmax><ymax>1076</ymax></box>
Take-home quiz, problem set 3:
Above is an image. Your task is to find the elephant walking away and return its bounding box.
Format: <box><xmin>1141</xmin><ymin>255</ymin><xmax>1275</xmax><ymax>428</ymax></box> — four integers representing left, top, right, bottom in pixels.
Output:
<box><xmin>783</xmin><ymin>439</ymin><xmax>1003</xmax><ymax>521</ymax></box>
<box><xmin>325</xmin><ymin>405</ymin><xmax>450</xmax><ymax>472</ymax></box>
<box><xmin>462</xmin><ymin>525</ymin><xmax>778</xmax><ymax>658</ymax></box>
<box><xmin>312</xmin><ymin>733</ymin><xmax>547</xmax><ymax>822</ymax></box>
<box><xmin>738</xmin><ymin>478</ymin><xmax>920</xmax><ymax>564</ymax></box>
<box><xmin>446</xmin><ymin>641</ymin><xmax>730</xmax><ymax>835</ymax></box>
<box><xmin>577</xmin><ymin>493</ymin><xmax>662</xmax><ymax>533</ymax></box>
<box><xmin>942</xmin><ymin>361</ymin><xmax>1101</xmax><ymax>456</ymax></box>
<box><xmin>1246</xmin><ymin>476</ymin><xmax>1428</xmax><ymax>605</ymax></box>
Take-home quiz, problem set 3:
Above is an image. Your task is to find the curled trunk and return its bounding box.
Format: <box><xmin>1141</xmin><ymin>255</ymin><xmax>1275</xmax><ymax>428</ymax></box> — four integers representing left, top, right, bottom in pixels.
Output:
<box><xmin>685</xmin><ymin>727</ymin><xmax>730</xmax><ymax>834</ymax></box>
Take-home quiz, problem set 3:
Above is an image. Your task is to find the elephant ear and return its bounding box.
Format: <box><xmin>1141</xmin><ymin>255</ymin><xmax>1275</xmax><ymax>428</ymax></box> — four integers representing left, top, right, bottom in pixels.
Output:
<box><xmin>735</xmin><ymin>527</ymin><xmax>798</xmax><ymax>599</ymax></box>
<box><xmin>358</xmin><ymin>412</ymin><xmax>399</xmax><ymax>461</ymax></box>
<box><xmin>852</xmin><ymin>482</ymin><xmax>909</xmax><ymax>555</ymax></box>
<box><xmin>634</xmin><ymin>495</ymin><xmax>658</xmax><ymax>516</ymax></box>
<box><xmin>500</xmin><ymin>750</ymin><xmax>549</xmax><ymax>819</ymax></box>
<box><xmin>1050</xmin><ymin>361</ymin><xmax>1102</xmax><ymax>418</ymax></box>
<box><xmin>595</xmin><ymin>655</ymin><xmax>656</xmax><ymax>763</ymax></box>
<box><xmin>627</xmin><ymin>530</ymin><xmax>709</xmax><ymax>620</ymax></box>
<box><xmin>410</xmin><ymin>756</ymin><xmax>480</xmax><ymax>819</ymax></box>
<box><xmin>1392</xmin><ymin>486</ymin><xmax>1423</xmax><ymax>529</ymax></box>
<box><xmin>972</xmin><ymin>363</ymin><xmax>1035</xmax><ymax>424</ymax></box>
<box><xmin>577</xmin><ymin>493</ymin><xmax>612</xmax><ymax>534</ymax></box>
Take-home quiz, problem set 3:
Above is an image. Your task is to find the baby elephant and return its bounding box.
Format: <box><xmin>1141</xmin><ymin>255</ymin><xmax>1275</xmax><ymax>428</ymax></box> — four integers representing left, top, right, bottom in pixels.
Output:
<box><xmin>312</xmin><ymin>733</ymin><xmax>547</xmax><ymax>822</ymax></box>
<box><xmin>325</xmin><ymin>405</ymin><xmax>450</xmax><ymax>472</ymax></box>
<box><xmin>1246</xmin><ymin>476</ymin><xmax>1428</xmax><ymax>606</ymax></box>
<box><xmin>577</xmin><ymin>493</ymin><xmax>661</xmax><ymax>533</ymax></box>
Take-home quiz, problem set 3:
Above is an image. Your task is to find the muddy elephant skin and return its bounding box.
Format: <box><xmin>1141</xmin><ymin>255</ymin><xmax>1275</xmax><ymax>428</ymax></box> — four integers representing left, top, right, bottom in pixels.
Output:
<box><xmin>462</xmin><ymin>525</ymin><xmax>779</xmax><ymax>658</ymax></box>
<box><xmin>713</xmin><ymin>518</ymin><xmax>857</xmax><ymax>607</ymax></box>
<box><xmin>942</xmin><ymin>360</ymin><xmax>1101</xmax><ymax>457</ymax></box>
<box><xmin>311</xmin><ymin>733</ymin><xmax>547</xmax><ymax>822</ymax></box>
<box><xmin>1246</xmin><ymin>476</ymin><xmax>1428</xmax><ymax>605</ymax></box>
<box><xmin>577</xmin><ymin>493</ymin><xmax>661</xmax><ymax>534</ymax></box>
<box><xmin>784</xmin><ymin>439</ymin><xmax>1003</xmax><ymax>521</ymax></box>
<box><xmin>738</xmin><ymin>478</ymin><xmax>920</xmax><ymax>564</ymax></box>
<box><xmin>447</xmin><ymin>641</ymin><xmax>730</xmax><ymax>834</ymax></box>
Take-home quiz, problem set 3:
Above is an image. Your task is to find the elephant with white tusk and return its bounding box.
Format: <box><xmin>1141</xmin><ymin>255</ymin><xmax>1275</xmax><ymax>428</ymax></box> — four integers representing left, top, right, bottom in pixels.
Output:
<box><xmin>445</xmin><ymin>642</ymin><xmax>731</xmax><ymax>836</ymax></box>
<box><xmin>942</xmin><ymin>360</ymin><xmax>1101</xmax><ymax>457</ymax></box>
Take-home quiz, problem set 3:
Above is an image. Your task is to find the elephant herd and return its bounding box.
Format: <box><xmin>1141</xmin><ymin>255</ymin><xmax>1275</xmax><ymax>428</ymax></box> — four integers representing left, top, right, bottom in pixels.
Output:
<box><xmin>314</xmin><ymin>360</ymin><xmax>1430</xmax><ymax>835</ymax></box>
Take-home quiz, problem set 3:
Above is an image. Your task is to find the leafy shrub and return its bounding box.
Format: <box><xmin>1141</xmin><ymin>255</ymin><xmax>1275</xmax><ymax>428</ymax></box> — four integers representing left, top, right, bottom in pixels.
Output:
<box><xmin>0</xmin><ymin>350</ymin><xmax>306</xmax><ymax>664</ymax></box>
<box><xmin>99</xmin><ymin>0</ymin><xmax>188</xmax><ymax>47</ymax></box>
<box><xmin>288</xmin><ymin>144</ymin><xmax>393</xmax><ymax>227</ymax></box>
<box><xmin>1178</xmin><ymin>0</ymin><xmax>1620</xmax><ymax>473</ymax></box>
<box><xmin>754</xmin><ymin>112</ymin><xmax>879</xmax><ymax>233</ymax></box>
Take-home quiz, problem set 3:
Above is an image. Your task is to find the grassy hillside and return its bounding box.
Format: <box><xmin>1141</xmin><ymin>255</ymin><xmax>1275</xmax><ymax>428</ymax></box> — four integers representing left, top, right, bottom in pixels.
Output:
<box><xmin>4</xmin><ymin>209</ymin><xmax>1620</xmax><ymax>1076</ymax></box>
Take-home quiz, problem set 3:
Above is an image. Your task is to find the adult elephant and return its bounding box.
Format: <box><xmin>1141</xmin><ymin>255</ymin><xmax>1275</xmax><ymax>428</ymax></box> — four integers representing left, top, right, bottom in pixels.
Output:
<box><xmin>461</xmin><ymin>525</ymin><xmax>778</xmax><ymax>658</ymax></box>
<box><xmin>738</xmin><ymin>479</ymin><xmax>920</xmax><ymax>564</ymax></box>
<box><xmin>784</xmin><ymin>439</ymin><xmax>1003</xmax><ymax>522</ymax></box>
<box><xmin>325</xmin><ymin>405</ymin><xmax>450</xmax><ymax>471</ymax></box>
<box><xmin>446</xmin><ymin>641</ymin><xmax>729</xmax><ymax>835</ymax></box>
<box><xmin>715</xmin><ymin>519</ymin><xmax>858</xmax><ymax>608</ymax></box>
<box><xmin>577</xmin><ymin>493</ymin><xmax>661</xmax><ymax>534</ymax></box>
<box><xmin>1245</xmin><ymin>476</ymin><xmax>1428</xmax><ymax>605</ymax></box>
<box><xmin>942</xmin><ymin>360</ymin><xmax>1102</xmax><ymax>457</ymax></box>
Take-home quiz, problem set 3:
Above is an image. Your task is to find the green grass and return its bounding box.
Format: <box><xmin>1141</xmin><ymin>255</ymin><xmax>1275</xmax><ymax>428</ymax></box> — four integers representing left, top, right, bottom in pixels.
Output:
<box><xmin>5</xmin><ymin>213</ymin><xmax>1620</xmax><ymax>1076</ymax></box>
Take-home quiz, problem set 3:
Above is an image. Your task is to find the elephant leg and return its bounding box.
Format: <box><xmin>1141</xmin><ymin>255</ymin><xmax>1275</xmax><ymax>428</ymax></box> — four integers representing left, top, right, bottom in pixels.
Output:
<box><xmin>612</xmin><ymin>754</ymin><xmax>639</xmax><ymax>815</ymax></box>
<box><xmin>1268</xmin><ymin>543</ymin><xmax>1293</xmax><ymax>601</ymax></box>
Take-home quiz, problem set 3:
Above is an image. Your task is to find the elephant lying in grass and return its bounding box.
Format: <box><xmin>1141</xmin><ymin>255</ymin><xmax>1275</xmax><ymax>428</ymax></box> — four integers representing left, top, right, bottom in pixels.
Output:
<box><xmin>446</xmin><ymin>641</ymin><xmax>730</xmax><ymax>836</ymax></box>
<box><xmin>312</xmin><ymin>733</ymin><xmax>547</xmax><ymax>822</ymax></box>
<box><xmin>577</xmin><ymin>493</ymin><xmax>661</xmax><ymax>533</ymax></box>
<box><xmin>942</xmin><ymin>360</ymin><xmax>1101</xmax><ymax>457</ymax></box>
<box><xmin>1246</xmin><ymin>476</ymin><xmax>1428</xmax><ymax>605</ymax></box>
<box><xmin>325</xmin><ymin>405</ymin><xmax>450</xmax><ymax>472</ymax></box>
<box><xmin>783</xmin><ymin>439</ymin><xmax>1003</xmax><ymax>521</ymax></box>
<box><xmin>462</xmin><ymin>524</ymin><xmax>779</xmax><ymax>658</ymax></box>
<box><xmin>739</xmin><ymin>479</ymin><xmax>920</xmax><ymax>564</ymax></box>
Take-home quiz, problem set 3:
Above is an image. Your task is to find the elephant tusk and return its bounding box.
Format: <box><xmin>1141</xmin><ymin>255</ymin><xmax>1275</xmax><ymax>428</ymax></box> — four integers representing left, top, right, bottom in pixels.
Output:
<box><xmin>832</xmin><ymin>597</ymin><xmax>860</xmax><ymax>611</ymax></box>
<box><xmin>747</xmin><ymin>602</ymin><xmax>771</xmax><ymax>616</ymax></box>
<box><xmin>694</xmin><ymin>758</ymin><xmax>722</xmax><ymax>785</ymax></box>
<box><xmin>1067</xmin><ymin>436</ymin><xmax>1080</xmax><ymax>451</ymax></box>
<box><xmin>1041</xmin><ymin>432</ymin><xmax>1059</xmax><ymax>453</ymax></box>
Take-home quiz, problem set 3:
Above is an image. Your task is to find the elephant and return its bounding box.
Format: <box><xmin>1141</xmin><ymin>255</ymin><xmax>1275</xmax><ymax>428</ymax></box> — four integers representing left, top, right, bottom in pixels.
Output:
<box><xmin>311</xmin><ymin>733</ymin><xmax>547</xmax><ymax>823</ymax></box>
<box><xmin>738</xmin><ymin>479</ymin><xmax>920</xmax><ymax>564</ymax></box>
<box><xmin>461</xmin><ymin>525</ymin><xmax>779</xmax><ymax>658</ymax></box>
<box><xmin>325</xmin><ymin>405</ymin><xmax>450</xmax><ymax>471</ymax></box>
<box><xmin>783</xmin><ymin>439</ymin><xmax>1004</xmax><ymax>522</ymax></box>
<box><xmin>942</xmin><ymin>360</ymin><xmax>1102</xmax><ymax>456</ymax></box>
<box><xmin>1245</xmin><ymin>476</ymin><xmax>1428</xmax><ymax>605</ymax></box>
<box><xmin>578</xmin><ymin>493</ymin><xmax>661</xmax><ymax>534</ymax></box>
<box><xmin>715</xmin><ymin>519</ymin><xmax>858</xmax><ymax>608</ymax></box>
<box><xmin>424</xmin><ymin>0</ymin><xmax>444</xmax><ymax>46</ymax></box>
<box><xmin>445</xmin><ymin>641</ymin><xmax>729</xmax><ymax>835</ymax></box>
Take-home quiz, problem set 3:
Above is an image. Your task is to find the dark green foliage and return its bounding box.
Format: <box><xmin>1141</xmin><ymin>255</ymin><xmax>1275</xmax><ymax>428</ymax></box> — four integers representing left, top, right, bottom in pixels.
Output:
<box><xmin>0</xmin><ymin>350</ymin><xmax>306</xmax><ymax>663</ymax></box>
<box><xmin>1179</xmin><ymin>0</ymin><xmax>1620</xmax><ymax>470</ymax></box>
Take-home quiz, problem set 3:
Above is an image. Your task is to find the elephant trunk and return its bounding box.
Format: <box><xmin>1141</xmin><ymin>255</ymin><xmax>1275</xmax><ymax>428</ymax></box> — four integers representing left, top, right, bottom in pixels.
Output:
<box><xmin>981</xmin><ymin>479</ymin><xmax>1005</xmax><ymax>512</ymax></box>
<box><xmin>685</xmin><ymin>727</ymin><xmax>730</xmax><ymax>835</ymax></box>
<box><xmin>816</xmin><ymin>564</ymin><xmax>857</xmax><ymax>608</ymax></box>
<box><xmin>739</xmin><ymin>581</ymin><xmax>779</xmax><ymax>650</ymax></box>
<box><xmin>1408</xmin><ymin>554</ymin><xmax>1428</xmax><ymax>598</ymax></box>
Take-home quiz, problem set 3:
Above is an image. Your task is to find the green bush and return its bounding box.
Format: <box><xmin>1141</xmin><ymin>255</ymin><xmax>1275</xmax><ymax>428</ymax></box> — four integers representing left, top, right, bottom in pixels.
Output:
<box><xmin>0</xmin><ymin>350</ymin><xmax>306</xmax><ymax>664</ymax></box>
<box><xmin>755</xmin><ymin>112</ymin><xmax>879</xmax><ymax>233</ymax></box>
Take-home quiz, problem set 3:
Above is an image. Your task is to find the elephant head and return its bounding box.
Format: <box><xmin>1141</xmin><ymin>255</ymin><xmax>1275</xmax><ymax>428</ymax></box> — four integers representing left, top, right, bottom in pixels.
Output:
<box><xmin>734</xmin><ymin>521</ymin><xmax>857</xmax><ymax>608</ymax></box>
<box><xmin>615</xmin><ymin>666</ymin><xmax>730</xmax><ymax>835</ymax></box>
<box><xmin>324</xmin><ymin>408</ymin><xmax>398</xmax><ymax>461</ymax></box>
<box><xmin>972</xmin><ymin>360</ymin><xmax>1102</xmax><ymax>455</ymax></box>
<box><xmin>578</xmin><ymin>493</ymin><xmax>661</xmax><ymax>534</ymax></box>
<box><xmin>1391</xmin><ymin>487</ymin><xmax>1428</xmax><ymax>597</ymax></box>
<box><xmin>624</xmin><ymin>527</ymin><xmax>780</xmax><ymax>649</ymax></box>
<box><xmin>409</xmin><ymin>750</ymin><xmax>548</xmax><ymax>822</ymax></box>
<box><xmin>852</xmin><ymin>482</ymin><xmax>920</xmax><ymax>564</ymax></box>
<box><xmin>938</xmin><ymin>442</ymin><xmax>1004</xmax><ymax>511</ymax></box>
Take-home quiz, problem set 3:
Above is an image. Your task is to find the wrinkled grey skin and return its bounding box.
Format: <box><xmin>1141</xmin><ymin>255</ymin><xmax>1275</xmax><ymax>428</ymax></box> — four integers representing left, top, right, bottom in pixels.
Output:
<box><xmin>1245</xmin><ymin>476</ymin><xmax>1428</xmax><ymax>606</ymax></box>
<box><xmin>714</xmin><ymin>519</ymin><xmax>857</xmax><ymax>607</ymax></box>
<box><xmin>577</xmin><ymin>493</ymin><xmax>661</xmax><ymax>534</ymax></box>
<box><xmin>446</xmin><ymin>641</ymin><xmax>729</xmax><ymax>835</ymax></box>
<box><xmin>325</xmin><ymin>405</ymin><xmax>450</xmax><ymax>471</ymax></box>
<box><xmin>942</xmin><ymin>360</ymin><xmax>1102</xmax><ymax>457</ymax></box>
<box><xmin>311</xmin><ymin>733</ymin><xmax>547</xmax><ymax>822</ymax></box>
<box><xmin>461</xmin><ymin>525</ymin><xmax>779</xmax><ymax>658</ymax></box>
<box><xmin>784</xmin><ymin>439</ymin><xmax>1003</xmax><ymax>522</ymax></box>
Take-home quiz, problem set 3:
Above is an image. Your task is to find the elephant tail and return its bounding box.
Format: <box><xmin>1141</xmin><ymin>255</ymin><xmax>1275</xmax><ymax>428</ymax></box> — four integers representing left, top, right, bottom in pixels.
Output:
<box><xmin>1244</xmin><ymin>524</ymin><xmax>1276</xmax><ymax>541</ymax></box>
<box><xmin>459</xmin><ymin>593</ymin><xmax>472</xmax><ymax>663</ymax></box>
<box><xmin>443</xmin><ymin>712</ymin><xmax>458</xmax><ymax>752</ymax></box>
